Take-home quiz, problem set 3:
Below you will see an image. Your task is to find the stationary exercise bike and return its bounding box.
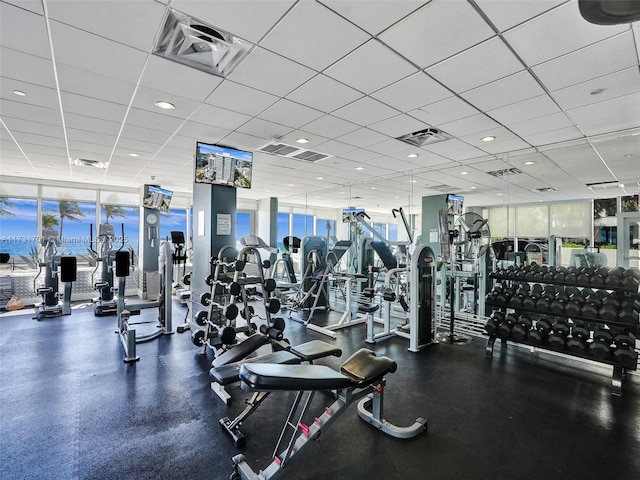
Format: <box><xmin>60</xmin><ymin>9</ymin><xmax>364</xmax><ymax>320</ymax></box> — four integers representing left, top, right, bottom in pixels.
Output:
<box><xmin>33</xmin><ymin>227</ymin><xmax>77</xmax><ymax>321</ymax></box>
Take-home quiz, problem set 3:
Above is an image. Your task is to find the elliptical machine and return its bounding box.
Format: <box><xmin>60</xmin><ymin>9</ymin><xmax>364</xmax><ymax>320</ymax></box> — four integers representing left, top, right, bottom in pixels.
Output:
<box><xmin>33</xmin><ymin>227</ymin><xmax>77</xmax><ymax>321</ymax></box>
<box><xmin>90</xmin><ymin>223</ymin><xmax>120</xmax><ymax>316</ymax></box>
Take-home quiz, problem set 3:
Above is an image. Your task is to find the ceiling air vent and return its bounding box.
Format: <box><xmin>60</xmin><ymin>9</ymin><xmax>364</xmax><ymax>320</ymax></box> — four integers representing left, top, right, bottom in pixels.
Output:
<box><xmin>586</xmin><ymin>180</ymin><xmax>619</xmax><ymax>189</ymax></box>
<box><xmin>535</xmin><ymin>187</ymin><xmax>556</xmax><ymax>192</ymax></box>
<box><xmin>153</xmin><ymin>8</ymin><xmax>252</xmax><ymax>77</ymax></box>
<box><xmin>257</xmin><ymin>141</ymin><xmax>332</xmax><ymax>163</ymax></box>
<box><xmin>429</xmin><ymin>184</ymin><xmax>462</xmax><ymax>193</ymax></box>
<box><xmin>396</xmin><ymin>128</ymin><xmax>452</xmax><ymax>147</ymax></box>
<box><xmin>69</xmin><ymin>158</ymin><xmax>107</xmax><ymax>169</ymax></box>
<box><xmin>487</xmin><ymin>167</ymin><xmax>522</xmax><ymax>177</ymax></box>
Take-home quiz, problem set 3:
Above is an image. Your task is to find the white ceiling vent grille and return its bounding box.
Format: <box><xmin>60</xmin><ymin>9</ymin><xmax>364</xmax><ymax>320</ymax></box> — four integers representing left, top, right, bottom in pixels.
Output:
<box><xmin>535</xmin><ymin>187</ymin><xmax>556</xmax><ymax>192</ymax></box>
<box><xmin>487</xmin><ymin>167</ymin><xmax>522</xmax><ymax>177</ymax></box>
<box><xmin>257</xmin><ymin>141</ymin><xmax>332</xmax><ymax>163</ymax></box>
<box><xmin>69</xmin><ymin>158</ymin><xmax>107</xmax><ymax>169</ymax></box>
<box><xmin>429</xmin><ymin>184</ymin><xmax>462</xmax><ymax>193</ymax></box>
<box><xmin>396</xmin><ymin>128</ymin><xmax>452</xmax><ymax>147</ymax></box>
<box><xmin>153</xmin><ymin>9</ymin><xmax>252</xmax><ymax>77</ymax></box>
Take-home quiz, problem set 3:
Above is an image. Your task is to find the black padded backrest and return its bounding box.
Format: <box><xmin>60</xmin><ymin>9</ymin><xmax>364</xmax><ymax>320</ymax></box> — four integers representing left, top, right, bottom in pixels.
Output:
<box><xmin>340</xmin><ymin>349</ymin><xmax>397</xmax><ymax>386</ymax></box>
<box><xmin>0</xmin><ymin>253</ymin><xmax>10</xmax><ymax>264</ymax></box>
<box><xmin>171</xmin><ymin>231</ymin><xmax>185</xmax><ymax>244</ymax></box>
<box><xmin>283</xmin><ymin>236</ymin><xmax>301</xmax><ymax>252</ymax></box>
<box><xmin>115</xmin><ymin>251</ymin><xmax>130</xmax><ymax>277</ymax></box>
<box><xmin>211</xmin><ymin>333</ymin><xmax>270</xmax><ymax>368</ymax></box>
<box><xmin>59</xmin><ymin>256</ymin><xmax>77</xmax><ymax>282</ymax></box>
<box><xmin>370</xmin><ymin>241</ymin><xmax>398</xmax><ymax>270</ymax></box>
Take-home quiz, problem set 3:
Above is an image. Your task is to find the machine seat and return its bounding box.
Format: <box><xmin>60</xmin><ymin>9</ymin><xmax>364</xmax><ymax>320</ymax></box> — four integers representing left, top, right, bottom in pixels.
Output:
<box><xmin>290</xmin><ymin>340</ymin><xmax>342</xmax><ymax>361</ymax></box>
<box><xmin>210</xmin><ymin>350</ymin><xmax>300</xmax><ymax>386</ymax></box>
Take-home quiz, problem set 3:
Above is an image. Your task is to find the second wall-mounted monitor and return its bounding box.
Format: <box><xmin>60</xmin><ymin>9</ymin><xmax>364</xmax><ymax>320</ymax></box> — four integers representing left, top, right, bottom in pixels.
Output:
<box><xmin>195</xmin><ymin>142</ymin><xmax>252</xmax><ymax>188</ymax></box>
<box><xmin>143</xmin><ymin>185</ymin><xmax>173</xmax><ymax>212</ymax></box>
<box><xmin>446</xmin><ymin>194</ymin><xmax>464</xmax><ymax>216</ymax></box>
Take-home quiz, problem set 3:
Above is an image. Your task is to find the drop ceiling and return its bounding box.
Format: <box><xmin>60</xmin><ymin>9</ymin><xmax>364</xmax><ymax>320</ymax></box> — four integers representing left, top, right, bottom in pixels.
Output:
<box><xmin>1</xmin><ymin>0</ymin><xmax>639</xmax><ymax>214</ymax></box>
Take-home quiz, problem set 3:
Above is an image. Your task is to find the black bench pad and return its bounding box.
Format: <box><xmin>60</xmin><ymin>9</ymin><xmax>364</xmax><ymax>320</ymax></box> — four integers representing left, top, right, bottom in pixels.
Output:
<box><xmin>290</xmin><ymin>340</ymin><xmax>342</xmax><ymax>361</ymax></box>
<box><xmin>340</xmin><ymin>349</ymin><xmax>397</xmax><ymax>385</ymax></box>
<box><xmin>240</xmin><ymin>363</ymin><xmax>353</xmax><ymax>391</ymax></box>
<box><xmin>210</xmin><ymin>350</ymin><xmax>299</xmax><ymax>385</ymax></box>
<box><xmin>212</xmin><ymin>333</ymin><xmax>270</xmax><ymax>368</ymax></box>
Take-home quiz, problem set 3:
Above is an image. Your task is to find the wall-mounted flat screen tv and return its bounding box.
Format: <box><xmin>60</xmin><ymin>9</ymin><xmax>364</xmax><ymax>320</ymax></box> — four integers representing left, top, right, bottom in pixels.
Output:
<box><xmin>195</xmin><ymin>142</ymin><xmax>252</xmax><ymax>188</ymax></box>
<box><xmin>143</xmin><ymin>185</ymin><xmax>173</xmax><ymax>212</ymax></box>
<box><xmin>342</xmin><ymin>207</ymin><xmax>365</xmax><ymax>223</ymax></box>
<box><xmin>446</xmin><ymin>194</ymin><xmax>464</xmax><ymax>216</ymax></box>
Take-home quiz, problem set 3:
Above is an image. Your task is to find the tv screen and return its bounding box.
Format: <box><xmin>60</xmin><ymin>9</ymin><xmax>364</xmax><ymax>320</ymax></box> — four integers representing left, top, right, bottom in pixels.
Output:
<box><xmin>195</xmin><ymin>142</ymin><xmax>252</xmax><ymax>188</ymax></box>
<box><xmin>446</xmin><ymin>194</ymin><xmax>464</xmax><ymax>216</ymax></box>
<box><xmin>342</xmin><ymin>207</ymin><xmax>365</xmax><ymax>223</ymax></box>
<box><xmin>143</xmin><ymin>185</ymin><xmax>173</xmax><ymax>212</ymax></box>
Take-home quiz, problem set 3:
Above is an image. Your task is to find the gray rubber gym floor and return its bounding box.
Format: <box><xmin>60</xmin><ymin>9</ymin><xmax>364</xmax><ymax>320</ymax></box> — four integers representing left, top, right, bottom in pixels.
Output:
<box><xmin>1</xmin><ymin>300</ymin><xmax>639</xmax><ymax>480</ymax></box>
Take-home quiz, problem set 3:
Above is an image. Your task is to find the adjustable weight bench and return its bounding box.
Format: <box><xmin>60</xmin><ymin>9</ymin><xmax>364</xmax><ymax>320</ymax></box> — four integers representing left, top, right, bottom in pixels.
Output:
<box><xmin>212</xmin><ymin>340</ymin><xmax>342</xmax><ymax>446</ymax></box>
<box><xmin>230</xmin><ymin>348</ymin><xmax>427</xmax><ymax>480</ymax></box>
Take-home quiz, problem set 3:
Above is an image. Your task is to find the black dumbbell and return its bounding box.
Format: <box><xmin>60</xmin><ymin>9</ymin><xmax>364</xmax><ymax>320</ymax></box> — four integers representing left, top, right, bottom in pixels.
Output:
<box><xmin>567</xmin><ymin>336</ymin><xmax>588</xmax><ymax>354</ymax></box>
<box><xmin>577</xmin><ymin>269</ymin><xmax>592</xmax><ymax>285</ymax></box>
<box><xmin>512</xmin><ymin>315</ymin><xmax>532</xmax><ymax>341</ymax></box>
<box><xmin>266</xmin><ymin>297</ymin><xmax>281</xmax><ymax>314</ymax></box>
<box><xmin>195</xmin><ymin>310</ymin><xmax>209</xmax><ymax>327</ymax></box>
<box><xmin>621</xmin><ymin>274</ymin><xmax>640</xmax><ymax>291</ymax></box>
<box><xmin>536</xmin><ymin>318</ymin><xmax>553</xmax><ymax>336</ymax></box>
<box><xmin>589</xmin><ymin>328</ymin><xmax>613</xmax><ymax>359</ymax></box>
<box><xmin>225</xmin><ymin>304</ymin><xmax>239</xmax><ymax>320</ymax></box>
<box><xmin>200</xmin><ymin>292</ymin><xmax>212</xmax><ymax>306</ymax></box>
<box><xmin>549</xmin><ymin>294</ymin><xmax>568</xmax><ymax>315</ymax></box>
<box><xmin>604</xmin><ymin>269</ymin><xmax>622</xmax><ymax>288</ymax></box>
<box><xmin>498</xmin><ymin>313</ymin><xmax>518</xmax><ymax>338</ymax></box>
<box><xmin>598</xmin><ymin>304</ymin><xmax>618</xmax><ymax>323</ymax></box>
<box><xmin>536</xmin><ymin>296</ymin><xmax>551</xmax><ymax>312</ymax></box>
<box><xmin>581</xmin><ymin>301</ymin><xmax>599</xmax><ymax>319</ymax></box>
<box><xmin>485</xmin><ymin>311</ymin><xmax>504</xmax><ymax>336</ymax></box>
<box><xmin>613</xmin><ymin>345</ymin><xmax>637</xmax><ymax>368</ymax></box>
<box><xmin>548</xmin><ymin>320</ymin><xmax>570</xmax><ymax>351</ymax></box>
<box><xmin>191</xmin><ymin>329</ymin><xmax>207</xmax><ymax>347</ymax></box>
<box><xmin>240</xmin><ymin>305</ymin><xmax>255</xmax><ymax>320</ymax></box>
<box><xmin>618</xmin><ymin>307</ymin><xmax>638</xmax><ymax>327</ymax></box>
<box><xmin>528</xmin><ymin>318</ymin><xmax>551</xmax><ymax>344</ymax></box>
<box><xmin>219</xmin><ymin>326</ymin><xmax>237</xmax><ymax>344</ymax></box>
<box><xmin>229</xmin><ymin>282</ymin><xmax>242</xmax><ymax>296</ymax></box>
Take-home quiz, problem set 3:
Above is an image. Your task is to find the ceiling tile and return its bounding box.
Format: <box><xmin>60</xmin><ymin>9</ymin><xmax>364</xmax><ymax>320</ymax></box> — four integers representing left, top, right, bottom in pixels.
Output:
<box><xmin>461</xmin><ymin>70</ymin><xmax>546</xmax><ymax>112</ymax></box>
<box><xmin>141</xmin><ymin>55</ymin><xmax>222</xmax><ymax>102</ymax></box>
<box><xmin>509</xmin><ymin>111</ymin><xmax>576</xmax><ymax>137</ymax></box>
<box><xmin>205</xmin><ymin>80</ymin><xmax>279</xmax><ymax>117</ymax></box>
<box><xmin>567</xmin><ymin>92</ymin><xmax>640</xmax><ymax>126</ymax></box>
<box><xmin>532</xmin><ymin>31</ymin><xmax>637</xmax><ymax>92</ymax></box>
<box><xmin>236</xmin><ymin>117</ymin><xmax>293</xmax><ymax>140</ymax></box>
<box><xmin>371</xmin><ymin>72</ymin><xmax>451</xmax><ymax>112</ymax></box>
<box><xmin>46</xmin><ymin>0</ymin><xmax>167</xmax><ymax>51</ymax></box>
<box><xmin>313</xmin><ymin>139</ymin><xmax>359</xmax><ymax>156</ymax></box>
<box><xmin>422</xmin><ymin>138</ymin><xmax>488</xmax><ymax>162</ymax></box>
<box><xmin>550</xmin><ymin>67</ymin><xmax>640</xmax><ymax>111</ymax></box>
<box><xmin>258</xmin><ymin>99</ymin><xmax>324</xmax><ymax>129</ymax></box>
<box><xmin>0</xmin><ymin>2</ymin><xmax>50</xmax><ymax>58</ymax></box>
<box><xmin>218</xmin><ymin>131</ymin><xmax>271</xmax><ymax>151</ymax></box>
<box><xmin>0</xmin><ymin>48</ymin><xmax>57</xmax><ymax>89</ymax></box>
<box><xmin>286</xmin><ymin>74</ymin><xmax>363</xmax><ymax>113</ymax></box>
<box><xmin>228</xmin><ymin>47</ymin><xmax>316</xmax><ymax>97</ymax></box>
<box><xmin>440</xmin><ymin>113</ymin><xmax>500</xmax><ymax>137</ymax></box>
<box><xmin>409</xmin><ymin>96</ymin><xmax>479</xmax><ymax>127</ymax></box>
<box><xmin>521</xmin><ymin>125</ymin><xmax>584</xmax><ymax>147</ymax></box>
<box><xmin>49</xmin><ymin>21</ymin><xmax>148</xmax><ymax>84</ymax></box>
<box><xmin>427</xmin><ymin>37</ymin><xmax>523</xmax><ymax>93</ymax></box>
<box><xmin>260</xmin><ymin>1</ymin><xmax>369</xmax><ymax>71</ymax></box>
<box><xmin>189</xmin><ymin>104</ymin><xmax>252</xmax><ymax>131</ymax></box>
<box><xmin>60</xmin><ymin>92</ymin><xmax>128</xmax><ymax>123</ymax></box>
<box><xmin>1</xmin><ymin>99</ymin><xmax>63</xmax><ymax>127</ymax></box>
<box><xmin>335</xmin><ymin>128</ymin><xmax>388</xmax><ymax>149</ymax></box>
<box><xmin>368</xmin><ymin>114</ymin><xmax>430</xmax><ymax>138</ymax></box>
<box><xmin>324</xmin><ymin>39</ymin><xmax>417</xmax><ymax>94</ymax></box>
<box><xmin>171</xmin><ymin>0</ymin><xmax>295</xmax><ymax>44</ymax></box>
<box><xmin>332</xmin><ymin>96</ymin><xmax>399</xmax><ymax>126</ymax></box>
<box><xmin>503</xmin><ymin>1</ymin><xmax>629</xmax><ymax>66</ymax></box>
<box><xmin>379</xmin><ymin>0</ymin><xmax>495</xmax><ymax>68</ymax></box>
<box><xmin>320</xmin><ymin>0</ymin><xmax>426</xmax><ymax>36</ymax></box>
<box><xmin>487</xmin><ymin>94</ymin><xmax>562</xmax><ymax>125</ymax></box>
<box><xmin>302</xmin><ymin>114</ymin><xmax>360</xmax><ymax>138</ymax></box>
<box><xmin>474</xmin><ymin>0</ymin><xmax>564</xmax><ymax>32</ymax></box>
<box><xmin>56</xmin><ymin>64</ymin><xmax>137</xmax><ymax>106</ymax></box>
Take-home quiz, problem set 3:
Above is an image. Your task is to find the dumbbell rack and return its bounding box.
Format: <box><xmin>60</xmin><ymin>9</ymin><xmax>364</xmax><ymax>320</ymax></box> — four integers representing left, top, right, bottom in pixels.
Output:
<box><xmin>485</xmin><ymin>266</ymin><xmax>639</xmax><ymax>396</ymax></box>
<box><xmin>191</xmin><ymin>245</ymin><xmax>282</xmax><ymax>355</ymax></box>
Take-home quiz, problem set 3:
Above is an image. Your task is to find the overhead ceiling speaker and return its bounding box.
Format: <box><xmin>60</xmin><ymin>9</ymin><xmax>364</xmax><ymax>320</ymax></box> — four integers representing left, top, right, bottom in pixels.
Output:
<box><xmin>578</xmin><ymin>0</ymin><xmax>640</xmax><ymax>25</ymax></box>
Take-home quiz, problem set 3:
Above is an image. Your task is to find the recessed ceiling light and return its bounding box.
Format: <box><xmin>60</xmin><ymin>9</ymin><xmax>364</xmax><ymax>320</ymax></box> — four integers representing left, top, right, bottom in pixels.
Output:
<box><xmin>296</xmin><ymin>138</ymin><xmax>309</xmax><ymax>144</ymax></box>
<box><xmin>470</xmin><ymin>186</ymin><xmax>477</xmax><ymax>190</ymax></box>
<box><xmin>497</xmin><ymin>192</ymin><xmax>503</xmax><ymax>196</ymax></box>
<box><xmin>394</xmin><ymin>195</ymin><xmax>400</xmax><ymax>199</ymax></box>
<box><xmin>407</xmin><ymin>153</ymin><xmax>419</xmax><ymax>158</ymax></box>
<box><xmin>316</xmin><ymin>176</ymin><xmax>324</xmax><ymax>180</ymax></box>
<box><xmin>286</xmin><ymin>183</ymin><xmax>294</xmax><ymax>187</ymax></box>
<box><xmin>624</xmin><ymin>154</ymin><xmax>633</xmax><ymax>158</ymax></box>
<box><xmin>619</xmin><ymin>183</ymin><xmax>625</xmax><ymax>188</ymax></box>
<box><xmin>355</xmin><ymin>166</ymin><xmax>364</xmax><ymax>171</ymax></box>
<box><xmin>411</xmin><ymin>179</ymin><xmax>418</xmax><ymax>183</ymax></box>
<box><xmin>460</xmin><ymin>171</ymin><xmax>469</xmax><ymax>175</ymax></box>
<box><xmin>590</xmin><ymin>88</ymin><xmax>604</xmax><ymax>95</ymax></box>
<box><xmin>524</xmin><ymin>161</ymin><xmax>536</xmax><ymax>165</ymax></box>
<box><xmin>155</xmin><ymin>100</ymin><xmax>175</xmax><ymax>110</ymax></box>
<box><xmin>339</xmin><ymin>192</ymin><xmax>345</xmax><ymax>195</ymax></box>
<box><xmin>13</xmin><ymin>90</ymin><xmax>26</xmax><ymax>97</ymax></box>
<box><xmin>481</xmin><ymin>136</ymin><xmax>496</xmax><ymax>142</ymax></box>
<box><xmin>371</xmin><ymin>187</ymin><xmax>377</xmax><ymax>190</ymax></box>
<box><xmin>127</xmin><ymin>153</ymin><xmax>140</xmax><ymax>157</ymax></box>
